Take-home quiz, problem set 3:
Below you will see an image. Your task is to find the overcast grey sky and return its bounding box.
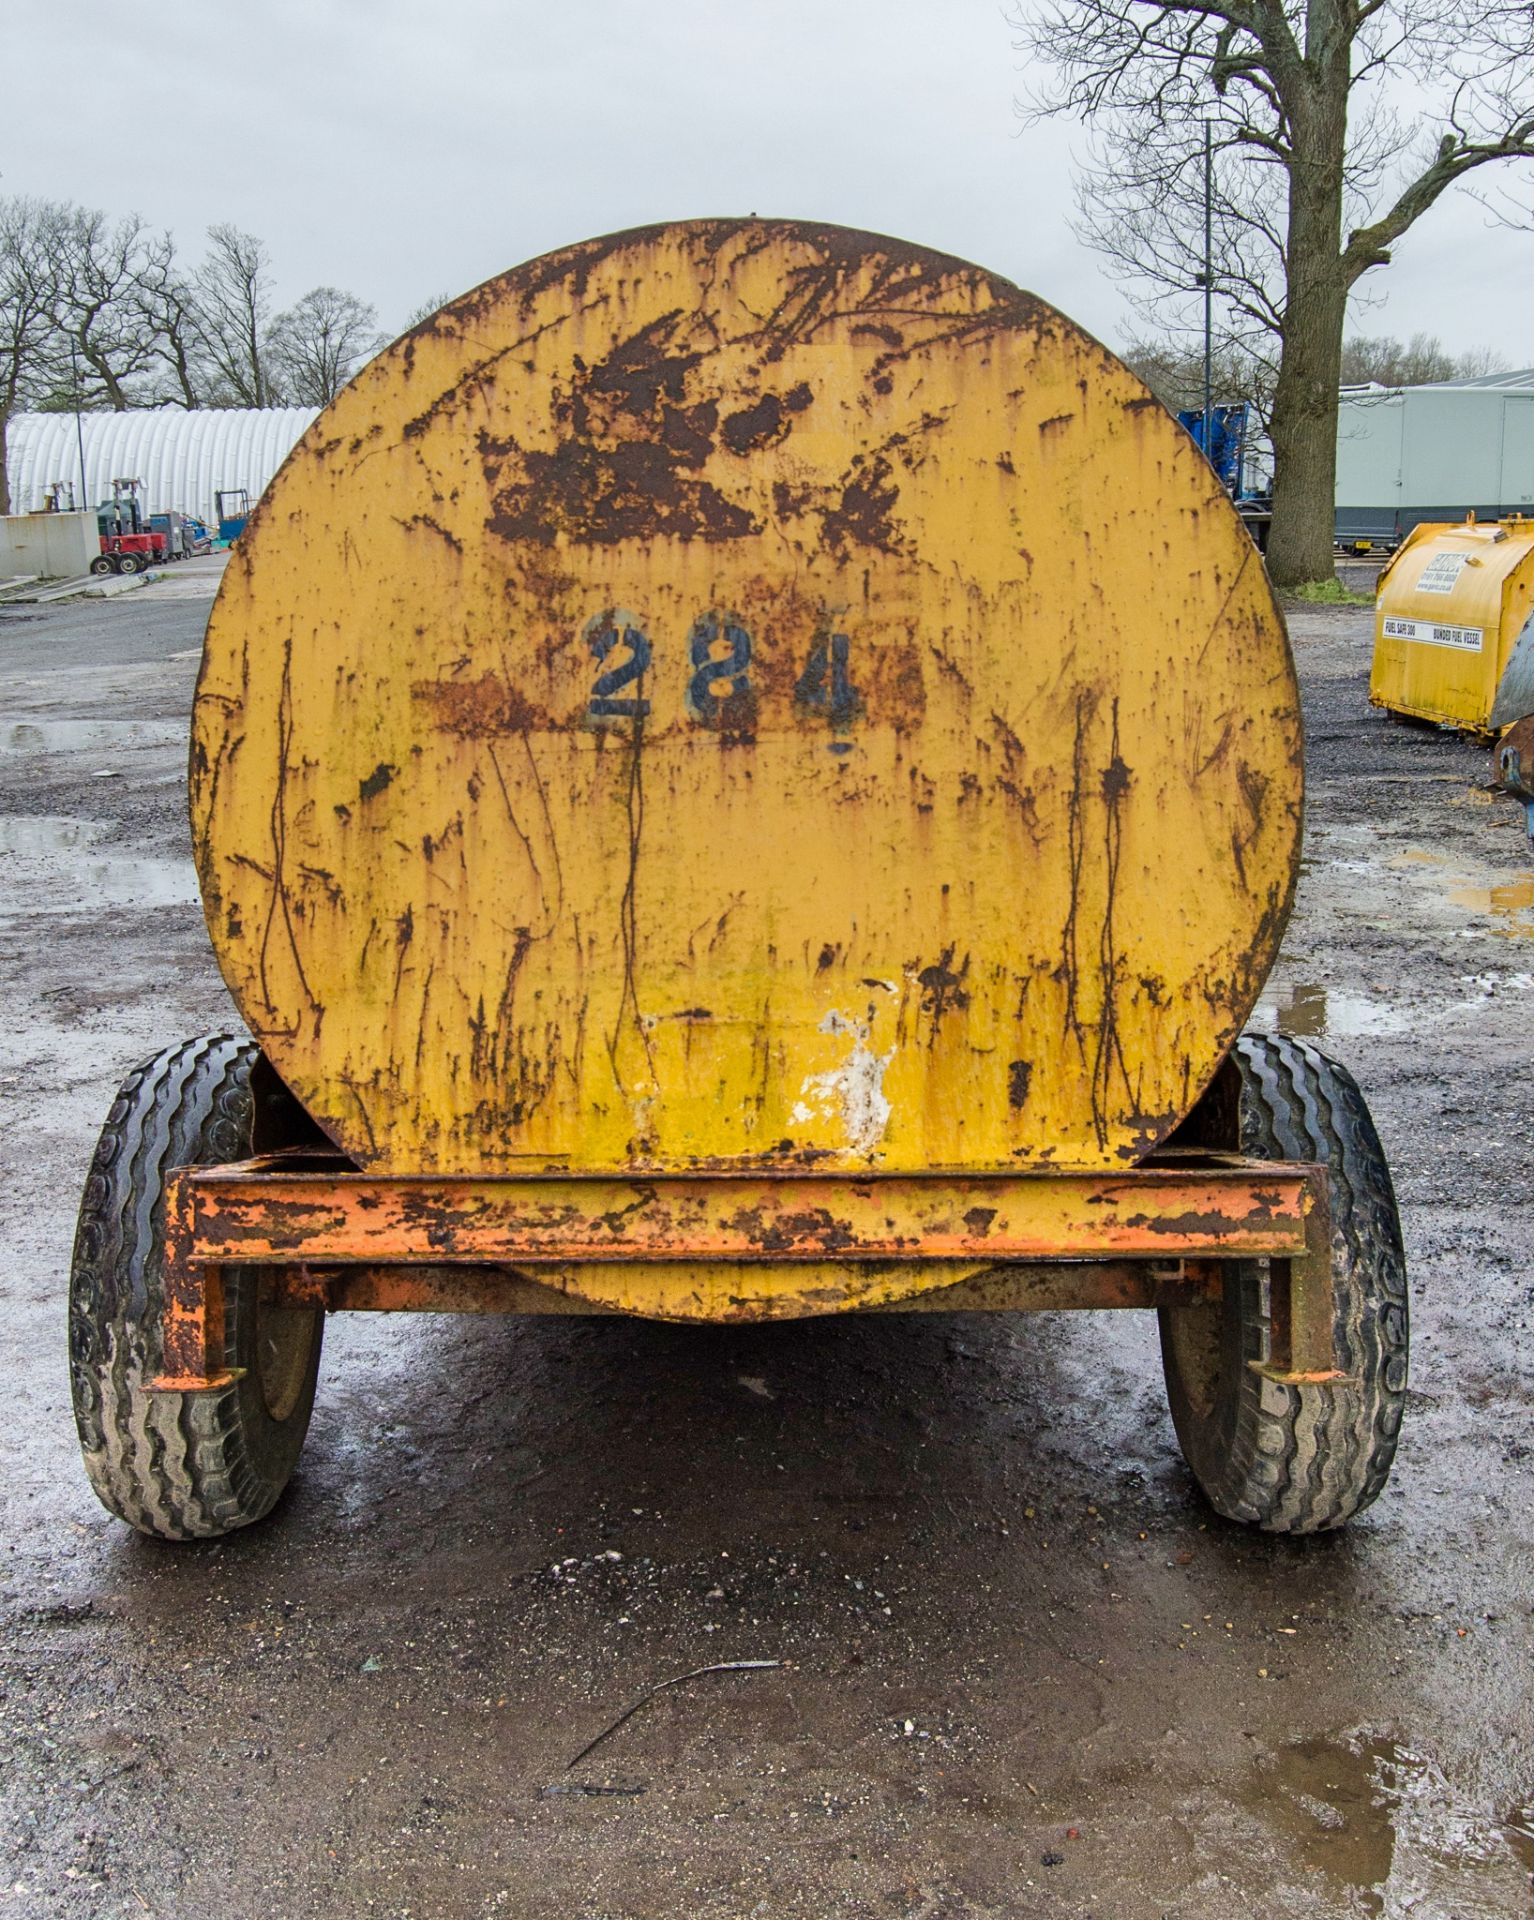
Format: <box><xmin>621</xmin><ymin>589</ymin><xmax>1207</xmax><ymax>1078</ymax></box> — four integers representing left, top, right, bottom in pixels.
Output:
<box><xmin>4</xmin><ymin>0</ymin><xmax>1530</xmax><ymax>362</ymax></box>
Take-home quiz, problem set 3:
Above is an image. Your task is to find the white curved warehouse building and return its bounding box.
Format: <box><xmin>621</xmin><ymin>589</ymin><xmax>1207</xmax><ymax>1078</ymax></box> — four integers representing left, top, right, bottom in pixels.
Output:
<box><xmin>5</xmin><ymin>406</ymin><xmax>318</xmax><ymax>525</ymax></box>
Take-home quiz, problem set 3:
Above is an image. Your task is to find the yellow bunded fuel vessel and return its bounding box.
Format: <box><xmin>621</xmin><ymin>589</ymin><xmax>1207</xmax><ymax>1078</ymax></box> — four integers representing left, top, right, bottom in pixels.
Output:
<box><xmin>1370</xmin><ymin>515</ymin><xmax>1534</xmax><ymax>733</ymax></box>
<box><xmin>67</xmin><ymin>221</ymin><xmax>1409</xmax><ymax>1544</ymax></box>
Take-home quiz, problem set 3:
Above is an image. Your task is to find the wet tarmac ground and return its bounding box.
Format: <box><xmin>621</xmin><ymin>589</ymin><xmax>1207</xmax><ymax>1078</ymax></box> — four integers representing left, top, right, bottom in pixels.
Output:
<box><xmin>1</xmin><ymin>556</ymin><xmax>1531</xmax><ymax>1918</ymax></box>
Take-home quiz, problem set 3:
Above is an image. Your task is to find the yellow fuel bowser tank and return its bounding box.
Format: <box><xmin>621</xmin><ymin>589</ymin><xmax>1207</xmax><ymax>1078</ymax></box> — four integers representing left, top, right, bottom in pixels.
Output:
<box><xmin>1370</xmin><ymin>515</ymin><xmax>1534</xmax><ymax>732</ymax></box>
<box><xmin>190</xmin><ymin>220</ymin><xmax>1304</xmax><ymax>1185</ymax></box>
<box><xmin>66</xmin><ymin>221</ymin><xmax>1410</xmax><ymax>1545</ymax></box>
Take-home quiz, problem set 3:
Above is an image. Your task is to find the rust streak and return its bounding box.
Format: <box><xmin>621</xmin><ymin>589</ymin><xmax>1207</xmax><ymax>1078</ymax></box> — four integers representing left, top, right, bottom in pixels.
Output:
<box><xmin>1091</xmin><ymin>699</ymin><xmax>1135</xmax><ymax>1150</ymax></box>
<box><xmin>605</xmin><ymin>722</ymin><xmax>655</xmax><ymax>1096</ymax></box>
<box><xmin>256</xmin><ymin>637</ymin><xmax>321</xmax><ymax>1036</ymax></box>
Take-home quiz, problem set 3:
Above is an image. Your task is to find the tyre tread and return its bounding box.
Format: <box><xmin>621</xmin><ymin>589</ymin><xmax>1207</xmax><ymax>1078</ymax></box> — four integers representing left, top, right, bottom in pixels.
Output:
<box><xmin>1160</xmin><ymin>1032</ymin><xmax>1407</xmax><ymax>1533</ymax></box>
<box><xmin>69</xmin><ymin>1034</ymin><xmax>319</xmax><ymax>1540</ymax></box>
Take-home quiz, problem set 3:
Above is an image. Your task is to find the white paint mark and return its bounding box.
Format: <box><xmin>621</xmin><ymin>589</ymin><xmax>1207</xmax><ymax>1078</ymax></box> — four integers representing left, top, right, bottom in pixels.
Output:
<box><xmin>789</xmin><ymin>1009</ymin><xmax>893</xmax><ymax>1154</ymax></box>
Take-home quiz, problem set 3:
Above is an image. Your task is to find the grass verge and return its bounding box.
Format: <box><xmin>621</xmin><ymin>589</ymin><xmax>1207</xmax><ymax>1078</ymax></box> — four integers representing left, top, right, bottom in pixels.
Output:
<box><xmin>1286</xmin><ymin>577</ymin><xmax>1373</xmax><ymax>606</ymax></box>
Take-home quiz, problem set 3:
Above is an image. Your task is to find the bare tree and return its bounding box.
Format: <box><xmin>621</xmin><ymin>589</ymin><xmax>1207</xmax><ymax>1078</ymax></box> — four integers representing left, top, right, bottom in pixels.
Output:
<box><xmin>1124</xmin><ymin>324</ymin><xmax>1506</xmax><ymax>425</ymax></box>
<box><xmin>1013</xmin><ymin>0</ymin><xmax>1534</xmax><ymax>588</ymax></box>
<box><xmin>193</xmin><ymin>223</ymin><xmax>279</xmax><ymax>408</ymax></box>
<box><xmin>136</xmin><ymin>241</ymin><xmax>210</xmax><ymax>408</ymax></box>
<box><xmin>1339</xmin><ymin>331</ymin><xmax>1509</xmax><ymax>386</ymax></box>
<box><xmin>48</xmin><ymin>207</ymin><xmax>166</xmax><ymax>411</ymax></box>
<box><xmin>268</xmin><ymin>285</ymin><xmax>382</xmax><ymax>407</ymax></box>
<box><xmin>1124</xmin><ymin>335</ymin><xmax>1278</xmax><ymax>427</ymax></box>
<box><xmin>400</xmin><ymin>291</ymin><xmax>455</xmax><ymax>333</ymax></box>
<box><xmin>1450</xmin><ymin>344</ymin><xmax>1516</xmax><ymax>381</ymax></box>
<box><xmin>0</xmin><ymin>196</ymin><xmax>66</xmax><ymax>513</ymax></box>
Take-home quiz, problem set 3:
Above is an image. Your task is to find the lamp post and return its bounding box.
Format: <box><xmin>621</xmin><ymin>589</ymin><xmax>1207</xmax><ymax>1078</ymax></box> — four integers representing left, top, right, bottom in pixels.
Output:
<box><xmin>68</xmin><ymin>340</ymin><xmax>88</xmax><ymax>513</ymax></box>
<box><xmin>1201</xmin><ymin>120</ymin><xmax>1214</xmax><ymax>472</ymax></box>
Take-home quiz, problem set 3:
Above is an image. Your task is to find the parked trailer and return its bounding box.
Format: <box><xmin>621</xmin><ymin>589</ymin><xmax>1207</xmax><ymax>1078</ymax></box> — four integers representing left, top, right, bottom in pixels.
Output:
<box><xmin>1336</xmin><ymin>375</ymin><xmax>1534</xmax><ymax>548</ymax></box>
<box><xmin>68</xmin><ymin>220</ymin><xmax>1408</xmax><ymax>1541</ymax></box>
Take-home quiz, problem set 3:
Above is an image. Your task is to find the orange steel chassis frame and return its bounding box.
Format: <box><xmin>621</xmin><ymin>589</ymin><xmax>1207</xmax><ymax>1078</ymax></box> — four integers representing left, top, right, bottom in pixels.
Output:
<box><xmin>151</xmin><ymin>1148</ymin><xmax>1344</xmax><ymax>1395</ymax></box>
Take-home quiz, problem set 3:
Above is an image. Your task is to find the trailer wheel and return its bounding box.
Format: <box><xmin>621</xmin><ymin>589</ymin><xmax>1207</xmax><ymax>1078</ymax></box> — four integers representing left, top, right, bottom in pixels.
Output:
<box><xmin>68</xmin><ymin>1035</ymin><xmax>323</xmax><ymax>1540</ymax></box>
<box><xmin>116</xmin><ymin>553</ymin><xmax>142</xmax><ymax>575</ymax></box>
<box><xmin>1158</xmin><ymin>1033</ymin><xmax>1408</xmax><ymax>1533</ymax></box>
<box><xmin>89</xmin><ymin>557</ymin><xmax>115</xmax><ymax>576</ymax></box>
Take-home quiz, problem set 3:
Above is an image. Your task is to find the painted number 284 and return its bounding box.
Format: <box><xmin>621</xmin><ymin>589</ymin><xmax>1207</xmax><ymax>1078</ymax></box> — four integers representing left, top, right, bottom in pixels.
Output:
<box><xmin>584</xmin><ymin>612</ymin><xmax>860</xmax><ymax>728</ymax></box>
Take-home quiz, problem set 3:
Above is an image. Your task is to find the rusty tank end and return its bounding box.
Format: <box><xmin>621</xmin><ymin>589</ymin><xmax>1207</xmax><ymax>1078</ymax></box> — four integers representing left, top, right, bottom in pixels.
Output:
<box><xmin>191</xmin><ymin>219</ymin><xmax>1302</xmax><ymax>1280</ymax></box>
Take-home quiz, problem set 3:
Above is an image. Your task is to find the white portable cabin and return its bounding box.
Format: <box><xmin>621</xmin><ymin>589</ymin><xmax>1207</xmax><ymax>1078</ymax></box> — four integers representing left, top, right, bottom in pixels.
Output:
<box><xmin>1335</xmin><ymin>370</ymin><xmax>1534</xmax><ymax>545</ymax></box>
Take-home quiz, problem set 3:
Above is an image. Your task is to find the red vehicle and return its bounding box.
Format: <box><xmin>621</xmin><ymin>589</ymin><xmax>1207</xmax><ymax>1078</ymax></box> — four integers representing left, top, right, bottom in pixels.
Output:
<box><xmin>90</xmin><ymin>479</ymin><xmax>168</xmax><ymax>576</ymax></box>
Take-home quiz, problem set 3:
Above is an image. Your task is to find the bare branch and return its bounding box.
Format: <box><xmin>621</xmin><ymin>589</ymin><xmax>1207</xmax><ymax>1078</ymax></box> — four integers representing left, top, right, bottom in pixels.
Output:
<box><xmin>1342</xmin><ymin>119</ymin><xmax>1534</xmax><ymax>280</ymax></box>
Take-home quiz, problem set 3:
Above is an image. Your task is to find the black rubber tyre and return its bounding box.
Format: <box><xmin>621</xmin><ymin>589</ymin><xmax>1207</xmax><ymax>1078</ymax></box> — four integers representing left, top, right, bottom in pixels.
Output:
<box><xmin>116</xmin><ymin>552</ymin><xmax>142</xmax><ymax>575</ymax></box>
<box><xmin>1159</xmin><ymin>1033</ymin><xmax>1408</xmax><ymax>1533</ymax></box>
<box><xmin>89</xmin><ymin>556</ymin><xmax>115</xmax><ymax>576</ymax></box>
<box><xmin>69</xmin><ymin>1035</ymin><xmax>324</xmax><ymax>1540</ymax></box>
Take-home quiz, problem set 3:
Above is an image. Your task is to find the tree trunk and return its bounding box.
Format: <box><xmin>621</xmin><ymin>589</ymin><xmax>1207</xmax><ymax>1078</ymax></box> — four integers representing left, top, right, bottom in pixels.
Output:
<box><xmin>1265</xmin><ymin>83</ymin><xmax>1349</xmax><ymax>590</ymax></box>
<box><xmin>81</xmin><ymin>338</ymin><xmax>129</xmax><ymax>412</ymax></box>
<box><xmin>245</xmin><ymin>317</ymin><xmax>267</xmax><ymax>409</ymax></box>
<box><xmin>0</xmin><ymin>409</ymin><xmax>10</xmax><ymax>517</ymax></box>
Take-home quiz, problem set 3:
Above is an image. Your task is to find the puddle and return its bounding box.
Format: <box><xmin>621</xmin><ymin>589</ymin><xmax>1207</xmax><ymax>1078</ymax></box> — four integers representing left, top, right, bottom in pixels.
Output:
<box><xmin>47</xmin><ymin>856</ymin><xmax>199</xmax><ymax>909</ymax></box>
<box><xmin>1447</xmin><ymin>877</ymin><xmax>1534</xmax><ymax>935</ymax></box>
<box><xmin>1248</xmin><ymin>1734</ymin><xmax>1534</xmax><ymax>1916</ymax></box>
<box><xmin>1380</xmin><ymin>846</ymin><xmax>1534</xmax><ymax>937</ymax></box>
<box><xmin>1252</xmin><ymin>984</ymin><xmax>1412</xmax><ymax>1039</ymax></box>
<box><xmin>2</xmin><ymin>719</ymin><xmax>183</xmax><ymax>755</ymax></box>
<box><xmin>11</xmin><ymin>857</ymin><xmax>200</xmax><ymax>913</ymax></box>
<box><xmin>1253</xmin><ymin>1734</ymin><xmax>1396</xmax><ymax>1906</ymax></box>
<box><xmin>0</xmin><ymin>816</ymin><xmax>108</xmax><ymax>854</ymax></box>
<box><xmin>0</xmin><ymin>816</ymin><xmax>198</xmax><ymax>915</ymax></box>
